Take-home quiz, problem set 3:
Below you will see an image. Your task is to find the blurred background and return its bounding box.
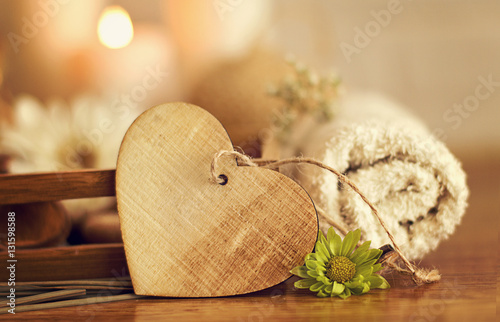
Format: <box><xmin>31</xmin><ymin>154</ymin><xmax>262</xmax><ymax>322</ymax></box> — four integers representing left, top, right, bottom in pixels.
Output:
<box><xmin>0</xmin><ymin>0</ymin><xmax>498</xmax><ymax>246</ymax></box>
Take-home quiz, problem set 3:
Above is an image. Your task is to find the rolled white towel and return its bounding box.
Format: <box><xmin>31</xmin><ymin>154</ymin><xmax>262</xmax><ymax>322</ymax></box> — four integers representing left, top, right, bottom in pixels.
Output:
<box><xmin>267</xmin><ymin>92</ymin><xmax>469</xmax><ymax>260</ymax></box>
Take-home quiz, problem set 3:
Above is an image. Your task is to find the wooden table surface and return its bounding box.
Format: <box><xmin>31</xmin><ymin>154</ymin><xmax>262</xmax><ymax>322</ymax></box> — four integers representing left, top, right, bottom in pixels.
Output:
<box><xmin>7</xmin><ymin>155</ymin><xmax>499</xmax><ymax>321</ymax></box>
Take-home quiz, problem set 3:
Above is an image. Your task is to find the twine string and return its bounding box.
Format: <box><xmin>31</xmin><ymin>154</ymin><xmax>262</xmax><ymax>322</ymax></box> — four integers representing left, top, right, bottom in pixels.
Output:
<box><xmin>210</xmin><ymin>150</ymin><xmax>258</xmax><ymax>184</ymax></box>
<box><xmin>211</xmin><ymin>151</ymin><xmax>441</xmax><ymax>285</ymax></box>
<box><xmin>315</xmin><ymin>206</ymin><xmax>351</xmax><ymax>238</ymax></box>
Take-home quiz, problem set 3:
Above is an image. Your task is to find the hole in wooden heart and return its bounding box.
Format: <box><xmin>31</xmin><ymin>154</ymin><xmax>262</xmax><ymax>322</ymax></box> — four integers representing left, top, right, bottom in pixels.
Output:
<box><xmin>218</xmin><ymin>174</ymin><xmax>228</xmax><ymax>185</ymax></box>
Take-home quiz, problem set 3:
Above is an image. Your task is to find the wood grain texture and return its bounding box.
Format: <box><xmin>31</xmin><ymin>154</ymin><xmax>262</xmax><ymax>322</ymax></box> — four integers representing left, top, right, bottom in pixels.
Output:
<box><xmin>11</xmin><ymin>156</ymin><xmax>497</xmax><ymax>321</ymax></box>
<box><xmin>116</xmin><ymin>102</ymin><xmax>318</xmax><ymax>297</ymax></box>
<box><xmin>0</xmin><ymin>162</ymin><xmax>274</xmax><ymax>205</ymax></box>
<box><xmin>0</xmin><ymin>169</ymin><xmax>116</xmax><ymax>205</ymax></box>
<box><xmin>0</xmin><ymin>244</ymin><xmax>128</xmax><ymax>282</ymax></box>
<box><xmin>0</xmin><ymin>202</ymin><xmax>71</xmax><ymax>249</ymax></box>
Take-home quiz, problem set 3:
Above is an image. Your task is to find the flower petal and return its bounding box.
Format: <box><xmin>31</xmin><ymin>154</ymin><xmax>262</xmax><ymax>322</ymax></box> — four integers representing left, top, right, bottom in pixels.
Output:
<box><xmin>344</xmin><ymin>278</ymin><xmax>364</xmax><ymax>295</ymax></box>
<box><xmin>356</xmin><ymin>264</ymin><xmax>374</xmax><ymax>278</ymax></box>
<box><xmin>372</xmin><ymin>263</ymin><xmax>383</xmax><ymax>273</ymax></box>
<box><xmin>290</xmin><ymin>265</ymin><xmax>309</xmax><ymax>279</ymax></box>
<box><xmin>329</xmin><ymin>233</ymin><xmax>342</xmax><ymax>256</ymax></box>
<box><xmin>338</xmin><ymin>287</ymin><xmax>352</xmax><ymax>299</ymax></box>
<box><xmin>315</xmin><ymin>266</ymin><xmax>326</xmax><ymax>276</ymax></box>
<box><xmin>349</xmin><ymin>240</ymin><xmax>371</xmax><ymax>264</ymax></box>
<box><xmin>361</xmin><ymin>282</ymin><xmax>371</xmax><ymax>294</ymax></box>
<box><xmin>367</xmin><ymin>274</ymin><xmax>390</xmax><ymax>289</ymax></box>
<box><xmin>306</xmin><ymin>260</ymin><xmax>318</xmax><ymax>270</ymax></box>
<box><xmin>326</xmin><ymin>227</ymin><xmax>337</xmax><ymax>243</ymax></box>
<box><xmin>365</xmin><ymin>248</ymin><xmax>383</xmax><ymax>262</ymax></box>
<box><xmin>340</xmin><ymin>229</ymin><xmax>361</xmax><ymax>257</ymax></box>
<box><xmin>305</xmin><ymin>253</ymin><xmax>317</xmax><ymax>262</ymax></box>
<box><xmin>347</xmin><ymin>285</ymin><xmax>364</xmax><ymax>295</ymax></box>
<box><xmin>326</xmin><ymin>227</ymin><xmax>338</xmax><ymax>256</ymax></box>
<box><xmin>310</xmin><ymin>282</ymin><xmax>326</xmax><ymax>292</ymax></box>
<box><xmin>317</xmin><ymin>290</ymin><xmax>329</xmax><ymax>298</ymax></box>
<box><xmin>331</xmin><ymin>281</ymin><xmax>345</xmax><ymax>295</ymax></box>
<box><xmin>307</xmin><ymin>269</ymin><xmax>320</xmax><ymax>278</ymax></box>
<box><xmin>355</xmin><ymin>259</ymin><xmax>377</xmax><ymax>277</ymax></box>
<box><xmin>315</xmin><ymin>240</ymin><xmax>330</xmax><ymax>261</ymax></box>
<box><xmin>318</xmin><ymin>275</ymin><xmax>332</xmax><ymax>285</ymax></box>
<box><xmin>317</xmin><ymin>231</ymin><xmax>332</xmax><ymax>257</ymax></box>
<box><xmin>316</xmin><ymin>231</ymin><xmax>328</xmax><ymax>250</ymax></box>
<box><xmin>294</xmin><ymin>278</ymin><xmax>317</xmax><ymax>289</ymax></box>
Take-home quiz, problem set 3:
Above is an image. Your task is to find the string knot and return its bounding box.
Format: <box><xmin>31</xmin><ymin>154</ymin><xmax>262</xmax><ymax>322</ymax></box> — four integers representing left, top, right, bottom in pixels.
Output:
<box><xmin>412</xmin><ymin>268</ymin><xmax>442</xmax><ymax>286</ymax></box>
<box><xmin>210</xmin><ymin>150</ymin><xmax>257</xmax><ymax>184</ymax></box>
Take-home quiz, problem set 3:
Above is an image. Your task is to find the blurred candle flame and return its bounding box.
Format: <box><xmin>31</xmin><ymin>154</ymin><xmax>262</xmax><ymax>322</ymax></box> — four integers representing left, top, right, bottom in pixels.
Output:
<box><xmin>97</xmin><ymin>6</ymin><xmax>134</xmax><ymax>49</ymax></box>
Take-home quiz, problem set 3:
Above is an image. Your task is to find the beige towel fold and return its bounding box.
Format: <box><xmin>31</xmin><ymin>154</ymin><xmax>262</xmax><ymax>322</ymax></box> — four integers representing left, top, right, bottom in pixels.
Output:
<box><xmin>268</xmin><ymin>92</ymin><xmax>469</xmax><ymax>260</ymax></box>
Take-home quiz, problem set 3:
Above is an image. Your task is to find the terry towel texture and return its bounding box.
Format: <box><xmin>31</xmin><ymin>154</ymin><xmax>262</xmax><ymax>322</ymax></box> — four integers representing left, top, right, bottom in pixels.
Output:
<box><xmin>273</xmin><ymin>92</ymin><xmax>469</xmax><ymax>260</ymax></box>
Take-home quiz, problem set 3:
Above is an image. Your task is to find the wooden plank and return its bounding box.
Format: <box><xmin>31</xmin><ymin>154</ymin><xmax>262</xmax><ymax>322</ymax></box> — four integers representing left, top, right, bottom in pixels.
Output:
<box><xmin>0</xmin><ymin>243</ymin><xmax>128</xmax><ymax>282</ymax></box>
<box><xmin>0</xmin><ymin>202</ymin><xmax>71</xmax><ymax>249</ymax></box>
<box><xmin>0</xmin><ymin>169</ymin><xmax>116</xmax><ymax>205</ymax></box>
<box><xmin>0</xmin><ymin>160</ymin><xmax>274</xmax><ymax>205</ymax></box>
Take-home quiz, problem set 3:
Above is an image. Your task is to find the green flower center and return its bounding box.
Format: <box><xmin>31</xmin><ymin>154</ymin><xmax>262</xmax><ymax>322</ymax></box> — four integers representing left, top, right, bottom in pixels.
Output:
<box><xmin>326</xmin><ymin>256</ymin><xmax>356</xmax><ymax>283</ymax></box>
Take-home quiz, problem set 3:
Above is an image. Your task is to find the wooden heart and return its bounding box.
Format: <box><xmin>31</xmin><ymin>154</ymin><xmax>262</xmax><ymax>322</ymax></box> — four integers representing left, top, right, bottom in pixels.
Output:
<box><xmin>116</xmin><ymin>102</ymin><xmax>318</xmax><ymax>297</ymax></box>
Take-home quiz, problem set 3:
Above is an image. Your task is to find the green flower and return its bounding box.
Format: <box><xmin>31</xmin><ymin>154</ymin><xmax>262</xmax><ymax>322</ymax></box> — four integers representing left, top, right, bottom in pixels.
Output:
<box><xmin>290</xmin><ymin>228</ymin><xmax>390</xmax><ymax>299</ymax></box>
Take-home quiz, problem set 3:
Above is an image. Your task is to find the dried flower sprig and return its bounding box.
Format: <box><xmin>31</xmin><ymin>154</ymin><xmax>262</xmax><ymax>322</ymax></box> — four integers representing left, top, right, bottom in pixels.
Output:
<box><xmin>268</xmin><ymin>60</ymin><xmax>342</xmax><ymax>142</ymax></box>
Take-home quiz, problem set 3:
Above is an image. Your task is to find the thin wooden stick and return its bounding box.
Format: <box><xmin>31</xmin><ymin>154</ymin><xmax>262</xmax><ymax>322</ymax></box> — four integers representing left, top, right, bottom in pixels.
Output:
<box><xmin>20</xmin><ymin>285</ymin><xmax>134</xmax><ymax>291</ymax></box>
<box><xmin>12</xmin><ymin>289</ymin><xmax>86</xmax><ymax>306</ymax></box>
<box><xmin>0</xmin><ymin>291</ymin><xmax>44</xmax><ymax>297</ymax></box>
<box><xmin>0</xmin><ymin>293</ymin><xmax>144</xmax><ymax>314</ymax></box>
<box><xmin>0</xmin><ymin>285</ymin><xmax>46</xmax><ymax>292</ymax></box>
<box><xmin>12</xmin><ymin>278</ymin><xmax>132</xmax><ymax>287</ymax></box>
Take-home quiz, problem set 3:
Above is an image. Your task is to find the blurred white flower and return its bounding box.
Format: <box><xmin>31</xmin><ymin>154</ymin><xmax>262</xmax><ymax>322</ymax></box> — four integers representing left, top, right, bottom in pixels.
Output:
<box><xmin>0</xmin><ymin>94</ymin><xmax>140</xmax><ymax>216</ymax></box>
<box><xmin>1</xmin><ymin>94</ymin><xmax>136</xmax><ymax>172</ymax></box>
